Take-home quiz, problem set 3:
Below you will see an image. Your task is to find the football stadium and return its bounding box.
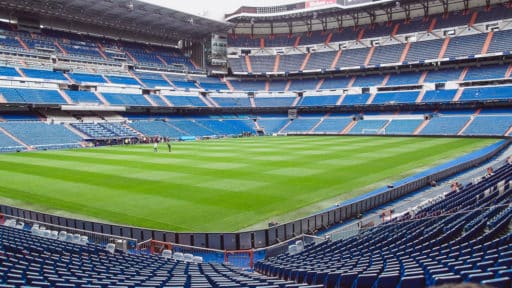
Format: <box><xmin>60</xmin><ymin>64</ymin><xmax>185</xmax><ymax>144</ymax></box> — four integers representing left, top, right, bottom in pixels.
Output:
<box><xmin>0</xmin><ymin>0</ymin><xmax>511</xmax><ymax>287</ymax></box>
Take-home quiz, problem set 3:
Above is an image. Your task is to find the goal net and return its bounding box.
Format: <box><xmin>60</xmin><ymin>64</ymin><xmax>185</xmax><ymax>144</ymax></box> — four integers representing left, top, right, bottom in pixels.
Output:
<box><xmin>361</xmin><ymin>128</ymin><xmax>386</xmax><ymax>135</ymax></box>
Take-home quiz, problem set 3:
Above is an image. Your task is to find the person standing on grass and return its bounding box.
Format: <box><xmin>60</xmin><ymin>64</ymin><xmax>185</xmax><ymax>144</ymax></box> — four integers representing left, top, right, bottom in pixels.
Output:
<box><xmin>153</xmin><ymin>142</ymin><xmax>158</xmax><ymax>152</ymax></box>
<box><xmin>167</xmin><ymin>141</ymin><xmax>171</xmax><ymax>152</ymax></box>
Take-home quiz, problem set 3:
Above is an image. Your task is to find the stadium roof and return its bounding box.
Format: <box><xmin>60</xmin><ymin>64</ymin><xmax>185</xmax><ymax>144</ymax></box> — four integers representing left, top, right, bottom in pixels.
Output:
<box><xmin>225</xmin><ymin>0</ymin><xmax>507</xmax><ymax>34</ymax></box>
<box><xmin>0</xmin><ymin>0</ymin><xmax>231</xmax><ymax>42</ymax></box>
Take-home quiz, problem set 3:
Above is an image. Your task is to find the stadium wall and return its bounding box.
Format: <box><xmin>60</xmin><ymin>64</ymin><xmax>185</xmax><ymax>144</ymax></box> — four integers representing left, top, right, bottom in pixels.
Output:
<box><xmin>0</xmin><ymin>138</ymin><xmax>509</xmax><ymax>250</ymax></box>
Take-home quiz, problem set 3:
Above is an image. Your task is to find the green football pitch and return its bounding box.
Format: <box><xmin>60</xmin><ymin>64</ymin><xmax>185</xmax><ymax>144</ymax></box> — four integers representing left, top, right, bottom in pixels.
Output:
<box><xmin>0</xmin><ymin>136</ymin><xmax>499</xmax><ymax>232</ymax></box>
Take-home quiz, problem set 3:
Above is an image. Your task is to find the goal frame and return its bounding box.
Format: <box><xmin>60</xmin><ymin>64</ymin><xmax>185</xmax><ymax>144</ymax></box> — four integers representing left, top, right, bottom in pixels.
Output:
<box><xmin>361</xmin><ymin>128</ymin><xmax>386</xmax><ymax>135</ymax></box>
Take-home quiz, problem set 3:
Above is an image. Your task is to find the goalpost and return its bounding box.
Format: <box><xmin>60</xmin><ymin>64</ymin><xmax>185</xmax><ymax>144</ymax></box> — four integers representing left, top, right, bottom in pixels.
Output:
<box><xmin>361</xmin><ymin>128</ymin><xmax>386</xmax><ymax>135</ymax></box>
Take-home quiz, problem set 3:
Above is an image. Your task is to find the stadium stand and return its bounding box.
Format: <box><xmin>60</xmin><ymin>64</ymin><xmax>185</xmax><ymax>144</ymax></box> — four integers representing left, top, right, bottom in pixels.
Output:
<box><xmin>0</xmin><ymin>88</ymin><xmax>66</xmax><ymax>104</ymax></box>
<box><xmin>164</xmin><ymin>94</ymin><xmax>208</xmax><ymax>107</ymax></box>
<box><xmin>419</xmin><ymin>115</ymin><xmax>470</xmax><ymax>135</ymax></box>
<box><xmin>313</xmin><ymin>117</ymin><xmax>353</xmax><ymax>133</ymax></box>
<box><xmin>298</xmin><ymin>95</ymin><xmax>340</xmax><ymax>106</ymax></box>
<box><xmin>0</xmin><ymin>2</ymin><xmax>512</xmax><ymax>286</ymax></box>
<box><xmin>257</xmin><ymin>115</ymin><xmax>290</xmax><ymax>135</ymax></box>
<box><xmin>384</xmin><ymin>119</ymin><xmax>424</xmax><ymax>135</ymax></box>
<box><xmin>254</xmin><ymin>95</ymin><xmax>296</xmax><ymax>107</ymax></box>
<box><xmin>71</xmin><ymin>122</ymin><xmax>138</xmax><ymax>139</ymax></box>
<box><xmin>65</xmin><ymin>90</ymin><xmax>102</xmax><ymax>104</ymax></box>
<box><xmin>0</xmin><ymin>122</ymin><xmax>81</xmax><ymax>149</ymax></box>
<box><xmin>283</xmin><ymin>117</ymin><xmax>320</xmax><ymax>133</ymax></box>
<box><xmin>101</xmin><ymin>93</ymin><xmax>152</xmax><ymax>106</ymax></box>
<box><xmin>256</xmin><ymin>162</ymin><xmax>512</xmax><ymax>288</ymax></box>
<box><xmin>211</xmin><ymin>95</ymin><xmax>251</xmax><ymax>107</ymax></box>
<box><xmin>347</xmin><ymin>119</ymin><xmax>388</xmax><ymax>134</ymax></box>
<box><xmin>0</xmin><ymin>223</ymin><xmax>290</xmax><ymax>288</ymax></box>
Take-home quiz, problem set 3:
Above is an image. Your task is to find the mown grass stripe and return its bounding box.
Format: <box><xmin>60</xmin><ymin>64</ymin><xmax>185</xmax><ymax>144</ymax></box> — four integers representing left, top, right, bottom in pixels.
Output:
<box><xmin>0</xmin><ymin>136</ymin><xmax>498</xmax><ymax>232</ymax></box>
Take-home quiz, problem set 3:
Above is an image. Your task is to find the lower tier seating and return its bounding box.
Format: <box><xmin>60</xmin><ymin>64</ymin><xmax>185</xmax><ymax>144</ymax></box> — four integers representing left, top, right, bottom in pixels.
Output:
<box><xmin>256</xmin><ymin>163</ymin><xmax>512</xmax><ymax>288</ymax></box>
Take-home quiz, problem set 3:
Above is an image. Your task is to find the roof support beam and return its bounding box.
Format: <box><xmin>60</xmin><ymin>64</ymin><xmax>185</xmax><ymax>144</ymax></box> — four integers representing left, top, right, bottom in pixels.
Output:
<box><xmin>440</xmin><ymin>0</ymin><xmax>449</xmax><ymax>16</ymax></box>
<box><xmin>463</xmin><ymin>0</ymin><xmax>470</xmax><ymax>13</ymax></box>
<box><xmin>336</xmin><ymin>15</ymin><xmax>343</xmax><ymax>31</ymax></box>
<box><xmin>403</xmin><ymin>3</ymin><xmax>411</xmax><ymax>22</ymax></box>
<box><xmin>350</xmin><ymin>12</ymin><xmax>359</xmax><ymax>28</ymax></box>
<box><xmin>366</xmin><ymin>10</ymin><xmax>376</xmax><ymax>26</ymax></box>
<box><xmin>421</xmin><ymin>2</ymin><xmax>429</xmax><ymax>18</ymax></box>
<box><xmin>385</xmin><ymin>8</ymin><xmax>393</xmax><ymax>23</ymax></box>
<box><xmin>321</xmin><ymin>18</ymin><xmax>328</xmax><ymax>32</ymax></box>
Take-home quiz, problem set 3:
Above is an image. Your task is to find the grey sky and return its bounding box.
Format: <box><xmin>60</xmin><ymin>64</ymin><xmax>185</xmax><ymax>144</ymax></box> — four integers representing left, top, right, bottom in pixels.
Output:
<box><xmin>139</xmin><ymin>0</ymin><xmax>300</xmax><ymax>21</ymax></box>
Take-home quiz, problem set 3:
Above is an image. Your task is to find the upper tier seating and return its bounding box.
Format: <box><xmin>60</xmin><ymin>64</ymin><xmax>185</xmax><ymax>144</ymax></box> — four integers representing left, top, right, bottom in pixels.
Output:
<box><xmin>165</xmin><ymin>95</ymin><xmax>207</xmax><ymax>107</ymax></box>
<box><xmin>230</xmin><ymin>31</ymin><xmax>509</xmax><ymax>74</ymax></box>
<box><xmin>320</xmin><ymin>76</ymin><xmax>353</xmax><ymax>90</ymax></box>
<box><xmin>298</xmin><ymin>95</ymin><xmax>340</xmax><ymax>106</ymax></box>
<box><xmin>368</xmin><ymin>44</ymin><xmax>405</xmax><ymax>65</ymax></box>
<box><xmin>105</xmin><ymin>75</ymin><xmax>140</xmax><ymax>86</ymax></box>
<box><xmin>305</xmin><ymin>51</ymin><xmax>337</xmax><ymax>71</ymax></box>
<box><xmin>372</xmin><ymin>91</ymin><xmax>420</xmax><ymax>104</ymax></box>
<box><xmin>250</xmin><ymin>56</ymin><xmax>275</xmax><ymax>74</ymax></box>
<box><xmin>101</xmin><ymin>93</ymin><xmax>152</xmax><ymax>106</ymax></box>
<box><xmin>21</xmin><ymin>68</ymin><xmax>68</xmax><ymax>81</ymax></box>
<box><xmin>337</xmin><ymin>47</ymin><xmax>370</xmax><ymax>68</ymax></box>
<box><xmin>424</xmin><ymin>68</ymin><xmax>462</xmax><ymax>83</ymax></box>
<box><xmin>363</xmin><ymin>23</ymin><xmax>394</xmax><ymax>39</ymax></box>
<box><xmin>459</xmin><ymin>86</ymin><xmax>512</xmax><ymax>101</ymax></box>
<box><xmin>192</xmin><ymin>77</ymin><xmax>228</xmax><ymax>91</ymax></box>
<box><xmin>211</xmin><ymin>96</ymin><xmax>251</xmax><ymax>107</ymax></box>
<box><xmin>227</xmin><ymin>5</ymin><xmax>512</xmax><ymax>73</ymax></box>
<box><xmin>443</xmin><ymin>33</ymin><xmax>488</xmax><ymax>59</ymax></box>
<box><xmin>488</xmin><ymin>29</ymin><xmax>512</xmax><ymax>54</ymax></box>
<box><xmin>148</xmin><ymin>94</ymin><xmax>168</xmax><ymax>106</ymax></box>
<box><xmin>341</xmin><ymin>93</ymin><xmax>371</xmax><ymax>105</ymax></box>
<box><xmin>352</xmin><ymin>74</ymin><xmax>384</xmax><ymax>87</ymax></box>
<box><xmin>386</xmin><ymin>72</ymin><xmax>422</xmax><ymax>86</ymax></box>
<box><xmin>464</xmin><ymin>65</ymin><xmax>509</xmax><ymax>81</ymax></box>
<box><xmin>229</xmin><ymin>80</ymin><xmax>266</xmax><ymax>92</ymax></box>
<box><xmin>280</xmin><ymin>54</ymin><xmax>307</xmax><ymax>72</ymax></box>
<box><xmin>69</xmin><ymin>73</ymin><xmax>108</xmax><ymax>84</ymax></box>
<box><xmin>288</xmin><ymin>78</ymin><xmax>320</xmax><ymax>91</ymax></box>
<box><xmin>254</xmin><ymin>96</ymin><xmax>296</xmax><ymax>107</ymax></box>
<box><xmin>172</xmin><ymin>80</ymin><xmax>198</xmax><ymax>90</ymax></box>
<box><xmin>0</xmin><ymin>66</ymin><xmax>20</xmax><ymax>77</ymax></box>
<box><xmin>422</xmin><ymin>89</ymin><xmax>457</xmax><ymax>102</ymax></box>
<box><xmin>0</xmin><ymin>26</ymin><xmax>199</xmax><ymax>73</ymax></box>
<box><xmin>227</xmin><ymin>35</ymin><xmax>260</xmax><ymax>47</ymax></box>
<box><xmin>268</xmin><ymin>80</ymin><xmax>288</xmax><ymax>92</ymax></box>
<box><xmin>65</xmin><ymin>90</ymin><xmax>102</xmax><ymax>104</ymax></box>
<box><xmin>0</xmin><ymin>87</ymin><xmax>66</xmax><ymax>104</ymax></box>
<box><xmin>135</xmin><ymin>73</ymin><xmax>171</xmax><ymax>88</ymax></box>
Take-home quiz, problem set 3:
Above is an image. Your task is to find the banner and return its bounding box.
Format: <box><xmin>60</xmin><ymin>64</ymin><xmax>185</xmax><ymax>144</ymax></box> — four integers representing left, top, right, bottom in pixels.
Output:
<box><xmin>305</xmin><ymin>0</ymin><xmax>336</xmax><ymax>8</ymax></box>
